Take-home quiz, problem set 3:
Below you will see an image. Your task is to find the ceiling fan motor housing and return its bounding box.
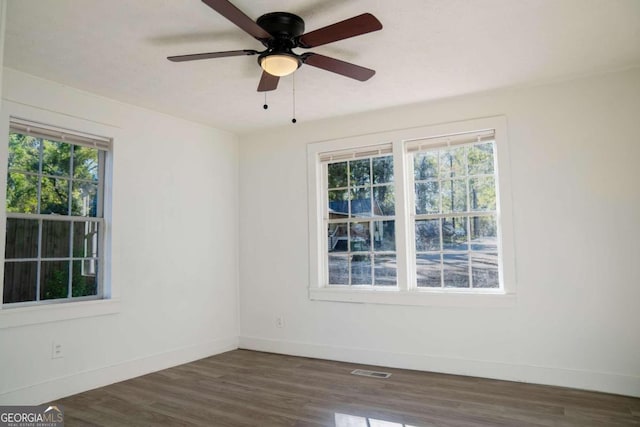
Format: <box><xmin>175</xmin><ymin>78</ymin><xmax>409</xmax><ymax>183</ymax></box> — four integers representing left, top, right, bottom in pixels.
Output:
<box><xmin>257</xmin><ymin>12</ymin><xmax>305</xmax><ymax>39</ymax></box>
<box><xmin>256</xmin><ymin>12</ymin><xmax>305</xmax><ymax>71</ymax></box>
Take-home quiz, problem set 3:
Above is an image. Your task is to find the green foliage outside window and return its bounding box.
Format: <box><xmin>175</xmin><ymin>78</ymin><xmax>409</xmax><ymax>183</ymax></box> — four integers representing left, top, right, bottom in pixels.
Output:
<box><xmin>7</xmin><ymin>133</ymin><xmax>99</xmax><ymax>215</ymax></box>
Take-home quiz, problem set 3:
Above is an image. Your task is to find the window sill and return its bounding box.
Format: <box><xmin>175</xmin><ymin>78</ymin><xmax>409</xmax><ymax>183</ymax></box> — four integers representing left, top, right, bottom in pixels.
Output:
<box><xmin>309</xmin><ymin>288</ymin><xmax>516</xmax><ymax>307</ymax></box>
<box><xmin>0</xmin><ymin>298</ymin><xmax>121</xmax><ymax>329</ymax></box>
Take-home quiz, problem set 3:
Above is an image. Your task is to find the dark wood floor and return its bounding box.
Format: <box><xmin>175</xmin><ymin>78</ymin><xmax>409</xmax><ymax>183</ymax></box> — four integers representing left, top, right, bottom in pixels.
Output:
<box><xmin>54</xmin><ymin>349</ymin><xmax>639</xmax><ymax>426</ymax></box>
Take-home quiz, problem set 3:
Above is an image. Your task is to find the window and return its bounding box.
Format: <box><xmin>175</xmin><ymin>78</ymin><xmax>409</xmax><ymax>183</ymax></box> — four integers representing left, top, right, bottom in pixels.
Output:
<box><xmin>2</xmin><ymin>119</ymin><xmax>111</xmax><ymax>306</ymax></box>
<box><xmin>308</xmin><ymin>117</ymin><xmax>515</xmax><ymax>306</ymax></box>
<box><xmin>409</xmin><ymin>132</ymin><xmax>499</xmax><ymax>289</ymax></box>
<box><xmin>325</xmin><ymin>146</ymin><xmax>397</xmax><ymax>287</ymax></box>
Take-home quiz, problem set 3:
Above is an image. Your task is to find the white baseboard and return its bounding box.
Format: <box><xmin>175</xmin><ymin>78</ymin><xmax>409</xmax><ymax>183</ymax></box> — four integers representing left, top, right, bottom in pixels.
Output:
<box><xmin>0</xmin><ymin>336</ymin><xmax>239</xmax><ymax>405</ymax></box>
<box><xmin>239</xmin><ymin>336</ymin><xmax>640</xmax><ymax>398</ymax></box>
<box><xmin>4</xmin><ymin>335</ymin><xmax>636</xmax><ymax>404</ymax></box>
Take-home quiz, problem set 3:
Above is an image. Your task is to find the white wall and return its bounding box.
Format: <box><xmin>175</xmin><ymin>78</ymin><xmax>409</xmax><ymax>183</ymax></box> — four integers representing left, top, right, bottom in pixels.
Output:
<box><xmin>238</xmin><ymin>68</ymin><xmax>640</xmax><ymax>397</ymax></box>
<box><xmin>0</xmin><ymin>68</ymin><xmax>239</xmax><ymax>404</ymax></box>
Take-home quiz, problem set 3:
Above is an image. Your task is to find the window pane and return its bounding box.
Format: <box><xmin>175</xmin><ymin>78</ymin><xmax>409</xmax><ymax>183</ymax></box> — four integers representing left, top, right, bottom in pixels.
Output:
<box><xmin>71</xmin><ymin>181</ymin><xmax>98</xmax><ymax>217</ymax></box>
<box><xmin>415</xmin><ymin>181</ymin><xmax>439</xmax><ymax>214</ymax></box>
<box><xmin>72</xmin><ymin>260</ymin><xmax>98</xmax><ymax>297</ymax></box>
<box><xmin>328</xmin><ymin>255</ymin><xmax>349</xmax><ymax>285</ymax></box>
<box><xmin>42</xmin><ymin>139</ymin><xmax>71</xmax><ymax>177</ymax></box>
<box><xmin>42</xmin><ymin>220</ymin><xmax>71</xmax><ymax>258</ymax></box>
<box><xmin>468</xmin><ymin>142</ymin><xmax>495</xmax><ymax>175</ymax></box>
<box><xmin>416</xmin><ymin>254</ymin><xmax>441</xmax><ymax>287</ymax></box>
<box><xmin>372</xmin><ymin>156</ymin><xmax>394</xmax><ymax>184</ymax></box>
<box><xmin>6</xmin><ymin>173</ymin><xmax>38</xmax><ymax>214</ymax></box>
<box><xmin>73</xmin><ymin>146</ymin><xmax>100</xmax><ymax>181</ymax></box>
<box><xmin>5</xmin><ymin>219</ymin><xmax>38</xmax><ymax>259</ymax></box>
<box><xmin>328</xmin><ymin>162</ymin><xmax>347</xmax><ymax>189</ymax></box>
<box><xmin>470</xmin><ymin>215</ymin><xmax>498</xmax><ymax>251</ymax></box>
<box><xmin>415</xmin><ymin>219</ymin><xmax>440</xmax><ymax>252</ymax></box>
<box><xmin>373</xmin><ymin>185</ymin><xmax>394</xmax><ymax>216</ymax></box>
<box><xmin>374</xmin><ymin>254</ymin><xmax>396</xmax><ymax>286</ymax></box>
<box><xmin>350</xmin><ymin>222</ymin><xmax>370</xmax><ymax>252</ymax></box>
<box><xmin>440</xmin><ymin>146</ymin><xmax>466</xmax><ymax>178</ymax></box>
<box><xmin>441</xmin><ymin>179</ymin><xmax>467</xmax><ymax>213</ymax></box>
<box><xmin>350</xmin><ymin>188</ymin><xmax>371</xmax><ymax>218</ymax></box>
<box><xmin>442</xmin><ymin>217</ymin><xmax>468</xmax><ymax>251</ymax></box>
<box><xmin>414</xmin><ymin>152</ymin><xmax>438</xmax><ymax>180</ymax></box>
<box><xmin>472</xmin><ymin>252</ymin><xmax>499</xmax><ymax>288</ymax></box>
<box><xmin>40</xmin><ymin>177</ymin><xmax>69</xmax><ymax>215</ymax></box>
<box><xmin>73</xmin><ymin>221</ymin><xmax>99</xmax><ymax>258</ymax></box>
<box><xmin>3</xmin><ymin>262</ymin><xmax>37</xmax><ymax>303</ymax></box>
<box><xmin>328</xmin><ymin>223</ymin><xmax>348</xmax><ymax>253</ymax></box>
<box><xmin>470</xmin><ymin>176</ymin><xmax>496</xmax><ymax>211</ymax></box>
<box><xmin>40</xmin><ymin>261</ymin><xmax>70</xmax><ymax>300</ymax></box>
<box><xmin>373</xmin><ymin>221</ymin><xmax>395</xmax><ymax>251</ymax></box>
<box><xmin>443</xmin><ymin>253</ymin><xmax>470</xmax><ymax>288</ymax></box>
<box><xmin>351</xmin><ymin>254</ymin><xmax>371</xmax><ymax>285</ymax></box>
<box><xmin>350</xmin><ymin>159</ymin><xmax>370</xmax><ymax>186</ymax></box>
<box><xmin>328</xmin><ymin>189</ymin><xmax>348</xmax><ymax>217</ymax></box>
<box><xmin>8</xmin><ymin>133</ymin><xmax>40</xmax><ymax>173</ymax></box>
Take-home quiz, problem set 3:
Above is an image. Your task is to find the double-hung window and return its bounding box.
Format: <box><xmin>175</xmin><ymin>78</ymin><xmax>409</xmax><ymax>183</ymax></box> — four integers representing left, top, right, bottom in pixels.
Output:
<box><xmin>308</xmin><ymin>117</ymin><xmax>515</xmax><ymax>306</ymax></box>
<box><xmin>408</xmin><ymin>131</ymin><xmax>500</xmax><ymax>289</ymax></box>
<box><xmin>324</xmin><ymin>145</ymin><xmax>397</xmax><ymax>287</ymax></box>
<box><xmin>2</xmin><ymin>119</ymin><xmax>111</xmax><ymax>306</ymax></box>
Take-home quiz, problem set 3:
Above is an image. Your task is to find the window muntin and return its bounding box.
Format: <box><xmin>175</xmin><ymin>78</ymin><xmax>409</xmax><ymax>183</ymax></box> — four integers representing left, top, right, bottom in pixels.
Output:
<box><xmin>411</xmin><ymin>140</ymin><xmax>500</xmax><ymax>289</ymax></box>
<box><xmin>3</xmin><ymin>126</ymin><xmax>107</xmax><ymax>305</ymax></box>
<box><xmin>325</xmin><ymin>154</ymin><xmax>397</xmax><ymax>287</ymax></box>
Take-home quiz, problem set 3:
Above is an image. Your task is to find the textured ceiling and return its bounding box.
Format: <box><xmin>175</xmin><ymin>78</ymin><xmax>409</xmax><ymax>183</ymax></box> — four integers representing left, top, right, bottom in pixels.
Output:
<box><xmin>4</xmin><ymin>0</ymin><xmax>640</xmax><ymax>134</ymax></box>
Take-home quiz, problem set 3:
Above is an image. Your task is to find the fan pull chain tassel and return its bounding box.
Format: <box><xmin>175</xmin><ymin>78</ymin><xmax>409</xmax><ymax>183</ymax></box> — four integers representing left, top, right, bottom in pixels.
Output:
<box><xmin>292</xmin><ymin>73</ymin><xmax>297</xmax><ymax>124</ymax></box>
<box><xmin>263</xmin><ymin>93</ymin><xmax>268</xmax><ymax>110</ymax></box>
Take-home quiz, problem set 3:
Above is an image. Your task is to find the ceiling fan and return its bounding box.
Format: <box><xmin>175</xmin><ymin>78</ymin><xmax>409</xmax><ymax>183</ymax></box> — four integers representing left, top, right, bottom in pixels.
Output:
<box><xmin>167</xmin><ymin>0</ymin><xmax>383</xmax><ymax>92</ymax></box>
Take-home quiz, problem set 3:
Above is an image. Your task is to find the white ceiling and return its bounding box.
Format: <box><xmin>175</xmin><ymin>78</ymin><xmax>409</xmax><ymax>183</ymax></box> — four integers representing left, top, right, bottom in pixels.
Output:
<box><xmin>4</xmin><ymin>0</ymin><xmax>640</xmax><ymax>134</ymax></box>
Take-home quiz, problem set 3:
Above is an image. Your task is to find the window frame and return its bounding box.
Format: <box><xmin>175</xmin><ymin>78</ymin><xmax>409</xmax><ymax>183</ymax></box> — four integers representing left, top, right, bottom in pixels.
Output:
<box><xmin>0</xmin><ymin>102</ymin><xmax>118</xmax><ymax>327</ymax></box>
<box><xmin>408</xmin><ymin>133</ymin><xmax>501</xmax><ymax>291</ymax></box>
<box><xmin>323</xmin><ymin>149</ymin><xmax>398</xmax><ymax>288</ymax></box>
<box><xmin>308</xmin><ymin>116</ymin><xmax>516</xmax><ymax>307</ymax></box>
<box><xmin>4</xmin><ymin>125</ymin><xmax>107</xmax><ymax>306</ymax></box>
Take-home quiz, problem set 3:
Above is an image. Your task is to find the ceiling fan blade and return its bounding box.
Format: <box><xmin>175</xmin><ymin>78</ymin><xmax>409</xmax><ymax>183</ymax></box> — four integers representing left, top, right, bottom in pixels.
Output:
<box><xmin>302</xmin><ymin>53</ymin><xmax>375</xmax><ymax>81</ymax></box>
<box><xmin>298</xmin><ymin>13</ymin><xmax>382</xmax><ymax>48</ymax></box>
<box><xmin>201</xmin><ymin>0</ymin><xmax>271</xmax><ymax>40</ymax></box>
<box><xmin>167</xmin><ymin>49</ymin><xmax>258</xmax><ymax>62</ymax></box>
<box><xmin>257</xmin><ymin>71</ymin><xmax>279</xmax><ymax>92</ymax></box>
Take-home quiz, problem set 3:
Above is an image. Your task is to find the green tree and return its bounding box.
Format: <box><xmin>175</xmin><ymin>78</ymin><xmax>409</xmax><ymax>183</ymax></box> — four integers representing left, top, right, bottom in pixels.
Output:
<box><xmin>7</xmin><ymin>134</ymin><xmax>99</xmax><ymax>215</ymax></box>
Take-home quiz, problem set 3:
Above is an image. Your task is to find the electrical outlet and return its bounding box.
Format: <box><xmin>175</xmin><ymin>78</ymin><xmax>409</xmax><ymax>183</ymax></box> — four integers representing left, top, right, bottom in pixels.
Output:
<box><xmin>275</xmin><ymin>316</ymin><xmax>284</xmax><ymax>328</ymax></box>
<box><xmin>52</xmin><ymin>341</ymin><xmax>64</xmax><ymax>359</ymax></box>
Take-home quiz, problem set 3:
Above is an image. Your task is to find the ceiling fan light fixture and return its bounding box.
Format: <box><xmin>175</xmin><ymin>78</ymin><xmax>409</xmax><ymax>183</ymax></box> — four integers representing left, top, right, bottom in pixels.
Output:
<box><xmin>260</xmin><ymin>54</ymin><xmax>300</xmax><ymax>77</ymax></box>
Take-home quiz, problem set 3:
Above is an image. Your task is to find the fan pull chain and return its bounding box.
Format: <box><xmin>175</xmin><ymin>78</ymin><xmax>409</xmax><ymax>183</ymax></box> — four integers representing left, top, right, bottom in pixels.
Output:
<box><xmin>292</xmin><ymin>73</ymin><xmax>297</xmax><ymax>124</ymax></box>
<box><xmin>263</xmin><ymin>92</ymin><xmax>268</xmax><ymax>110</ymax></box>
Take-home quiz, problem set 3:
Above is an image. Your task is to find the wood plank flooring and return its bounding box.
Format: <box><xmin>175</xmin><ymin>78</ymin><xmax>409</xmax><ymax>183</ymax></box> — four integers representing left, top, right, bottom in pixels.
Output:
<box><xmin>54</xmin><ymin>350</ymin><xmax>640</xmax><ymax>426</ymax></box>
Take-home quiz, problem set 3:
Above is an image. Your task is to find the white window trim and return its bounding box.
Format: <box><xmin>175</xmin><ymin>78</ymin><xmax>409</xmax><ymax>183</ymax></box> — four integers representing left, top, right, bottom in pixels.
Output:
<box><xmin>0</xmin><ymin>100</ymin><xmax>120</xmax><ymax>327</ymax></box>
<box><xmin>307</xmin><ymin>116</ymin><xmax>516</xmax><ymax>307</ymax></box>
